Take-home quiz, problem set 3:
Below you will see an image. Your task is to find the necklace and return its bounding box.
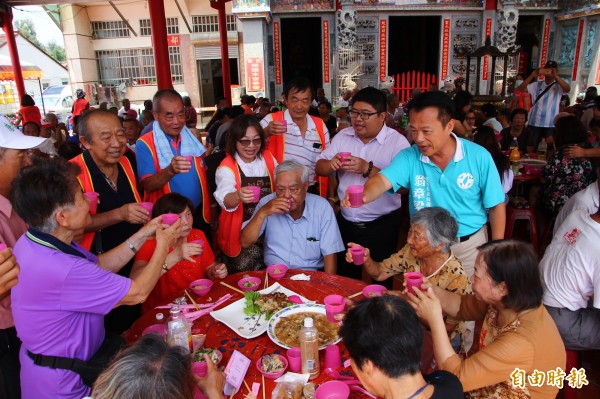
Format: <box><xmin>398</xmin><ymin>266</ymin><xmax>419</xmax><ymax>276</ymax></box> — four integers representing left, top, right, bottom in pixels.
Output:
<box><xmin>406</xmin><ymin>382</ymin><xmax>430</xmax><ymax>399</ymax></box>
<box><xmin>422</xmin><ymin>253</ymin><xmax>452</xmax><ymax>279</ymax></box>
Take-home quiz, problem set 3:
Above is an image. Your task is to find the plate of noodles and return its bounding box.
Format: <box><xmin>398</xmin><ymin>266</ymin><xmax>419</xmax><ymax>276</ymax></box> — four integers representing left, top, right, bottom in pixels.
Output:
<box><xmin>267</xmin><ymin>304</ymin><xmax>341</xmax><ymax>350</ymax></box>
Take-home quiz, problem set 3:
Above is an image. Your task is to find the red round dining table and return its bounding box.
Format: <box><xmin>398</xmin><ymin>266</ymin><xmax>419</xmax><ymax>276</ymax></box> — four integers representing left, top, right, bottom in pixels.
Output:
<box><xmin>124</xmin><ymin>269</ymin><xmax>368</xmax><ymax>398</ymax></box>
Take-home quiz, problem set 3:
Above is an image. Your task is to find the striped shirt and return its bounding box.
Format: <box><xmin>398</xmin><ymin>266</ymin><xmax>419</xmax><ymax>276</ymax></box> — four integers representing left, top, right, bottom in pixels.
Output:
<box><xmin>527</xmin><ymin>80</ymin><xmax>566</xmax><ymax>128</ymax></box>
<box><xmin>260</xmin><ymin>110</ymin><xmax>330</xmax><ymax>185</ymax></box>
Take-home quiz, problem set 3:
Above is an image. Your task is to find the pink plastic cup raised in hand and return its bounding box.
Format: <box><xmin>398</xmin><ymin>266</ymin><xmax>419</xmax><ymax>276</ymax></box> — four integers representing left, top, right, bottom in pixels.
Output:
<box><xmin>0</xmin><ymin>243</ymin><xmax>7</xmax><ymax>251</ymax></box>
<box><xmin>338</xmin><ymin>152</ymin><xmax>351</xmax><ymax>163</ymax></box>
<box><xmin>405</xmin><ymin>272</ymin><xmax>424</xmax><ymax>295</ymax></box>
<box><xmin>161</xmin><ymin>213</ymin><xmax>179</xmax><ymax>225</ymax></box>
<box><xmin>190</xmin><ymin>239</ymin><xmax>204</xmax><ymax>258</ymax></box>
<box><xmin>324</xmin><ymin>294</ymin><xmax>345</xmax><ymax>323</ymax></box>
<box><xmin>349</xmin><ymin>245</ymin><xmax>364</xmax><ymax>265</ymax></box>
<box><xmin>324</xmin><ymin>344</ymin><xmax>342</xmax><ymax>369</ymax></box>
<box><xmin>84</xmin><ymin>192</ymin><xmax>99</xmax><ymax>214</ymax></box>
<box><xmin>139</xmin><ymin>202</ymin><xmax>153</xmax><ymax>215</ymax></box>
<box><xmin>286</xmin><ymin>347</ymin><xmax>302</xmax><ymax>372</ymax></box>
<box><xmin>246</xmin><ymin>186</ymin><xmax>261</xmax><ymax>203</ymax></box>
<box><xmin>347</xmin><ymin>185</ymin><xmax>364</xmax><ymax>207</ymax></box>
<box><xmin>280</xmin><ymin>120</ymin><xmax>287</xmax><ymax>132</ymax></box>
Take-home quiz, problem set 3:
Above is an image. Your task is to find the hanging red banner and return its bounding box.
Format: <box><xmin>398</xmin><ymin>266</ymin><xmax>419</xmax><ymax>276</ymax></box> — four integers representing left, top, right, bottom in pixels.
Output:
<box><xmin>274</xmin><ymin>22</ymin><xmax>281</xmax><ymax>85</ymax></box>
<box><xmin>323</xmin><ymin>20</ymin><xmax>330</xmax><ymax>84</ymax></box>
<box><xmin>441</xmin><ymin>19</ymin><xmax>450</xmax><ymax>80</ymax></box>
<box><xmin>572</xmin><ymin>19</ymin><xmax>585</xmax><ymax>81</ymax></box>
<box><xmin>518</xmin><ymin>51</ymin><xmax>529</xmax><ymax>74</ymax></box>
<box><xmin>540</xmin><ymin>19</ymin><xmax>551</xmax><ymax>68</ymax></box>
<box><xmin>245</xmin><ymin>57</ymin><xmax>264</xmax><ymax>92</ymax></box>
<box><xmin>379</xmin><ymin>20</ymin><xmax>387</xmax><ymax>82</ymax></box>
<box><xmin>482</xmin><ymin>18</ymin><xmax>492</xmax><ymax>81</ymax></box>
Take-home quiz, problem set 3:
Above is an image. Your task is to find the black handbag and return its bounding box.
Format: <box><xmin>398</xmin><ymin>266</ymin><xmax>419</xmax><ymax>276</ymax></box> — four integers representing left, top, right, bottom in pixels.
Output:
<box><xmin>27</xmin><ymin>331</ymin><xmax>125</xmax><ymax>387</ymax></box>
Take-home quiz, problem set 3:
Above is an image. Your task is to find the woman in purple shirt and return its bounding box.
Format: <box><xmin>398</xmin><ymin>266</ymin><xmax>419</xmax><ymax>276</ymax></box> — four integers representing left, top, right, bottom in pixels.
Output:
<box><xmin>10</xmin><ymin>158</ymin><xmax>181</xmax><ymax>399</ymax></box>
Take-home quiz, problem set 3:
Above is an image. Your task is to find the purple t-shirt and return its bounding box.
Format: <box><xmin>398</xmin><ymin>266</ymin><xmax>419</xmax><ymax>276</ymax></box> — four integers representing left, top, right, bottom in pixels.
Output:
<box><xmin>12</xmin><ymin>233</ymin><xmax>131</xmax><ymax>399</ymax></box>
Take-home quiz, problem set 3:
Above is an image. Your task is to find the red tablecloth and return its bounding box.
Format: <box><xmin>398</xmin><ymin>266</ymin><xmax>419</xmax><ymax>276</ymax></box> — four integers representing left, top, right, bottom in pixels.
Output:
<box><xmin>124</xmin><ymin>270</ymin><xmax>367</xmax><ymax>398</ymax></box>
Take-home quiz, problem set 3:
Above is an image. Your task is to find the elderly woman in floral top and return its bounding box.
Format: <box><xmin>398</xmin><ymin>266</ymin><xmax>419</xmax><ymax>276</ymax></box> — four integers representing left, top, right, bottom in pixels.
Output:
<box><xmin>346</xmin><ymin>207</ymin><xmax>470</xmax><ymax>353</ymax></box>
<box><xmin>541</xmin><ymin>115</ymin><xmax>595</xmax><ymax>216</ymax></box>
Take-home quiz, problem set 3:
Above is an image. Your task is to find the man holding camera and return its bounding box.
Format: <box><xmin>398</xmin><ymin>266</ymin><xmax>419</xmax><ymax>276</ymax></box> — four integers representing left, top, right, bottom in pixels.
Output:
<box><xmin>517</xmin><ymin>60</ymin><xmax>571</xmax><ymax>150</ymax></box>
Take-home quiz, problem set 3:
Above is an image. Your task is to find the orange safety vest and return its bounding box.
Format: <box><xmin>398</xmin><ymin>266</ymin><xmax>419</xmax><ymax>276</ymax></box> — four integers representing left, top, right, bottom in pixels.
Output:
<box><xmin>70</xmin><ymin>153</ymin><xmax>142</xmax><ymax>251</ymax></box>
<box><xmin>217</xmin><ymin>151</ymin><xmax>276</xmax><ymax>257</ymax></box>
<box><xmin>137</xmin><ymin>131</ymin><xmax>212</xmax><ymax>224</ymax></box>
<box><xmin>268</xmin><ymin>111</ymin><xmax>328</xmax><ymax>197</ymax></box>
<box><xmin>19</xmin><ymin>106</ymin><xmax>41</xmax><ymax>126</ymax></box>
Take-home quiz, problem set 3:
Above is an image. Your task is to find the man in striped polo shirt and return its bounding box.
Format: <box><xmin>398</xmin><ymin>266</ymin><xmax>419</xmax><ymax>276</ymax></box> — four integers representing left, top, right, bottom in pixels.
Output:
<box><xmin>517</xmin><ymin>60</ymin><xmax>571</xmax><ymax>150</ymax></box>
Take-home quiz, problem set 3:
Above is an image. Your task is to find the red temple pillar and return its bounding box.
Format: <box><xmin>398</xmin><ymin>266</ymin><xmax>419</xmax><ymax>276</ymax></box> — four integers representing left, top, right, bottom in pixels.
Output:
<box><xmin>0</xmin><ymin>12</ymin><xmax>26</xmax><ymax>100</ymax></box>
<box><xmin>210</xmin><ymin>0</ymin><xmax>232</xmax><ymax>107</ymax></box>
<box><xmin>485</xmin><ymin>0</ymin><xmax>497</xmax><ymax>10</ymax></box>
<box><xmin>148</xmin><ymin>0</ymin><xmax>173</xmax><ymax>90</ymax></box>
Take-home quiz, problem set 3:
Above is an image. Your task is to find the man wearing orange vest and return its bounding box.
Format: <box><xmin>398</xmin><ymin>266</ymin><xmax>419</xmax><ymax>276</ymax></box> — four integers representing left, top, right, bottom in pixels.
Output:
<box><xmin>136</xmin><ymin>89</ymin><xmax>213</xmax><ymax>241</ymax></box>
<box><xmin>71</xmin><ymin>109</ymin><xmax>149</xmax><ymax>334</ymax></box>
<box><xmin>260</xmin><ymin>77</ymin><xmax>331</xmax><ymax>198</ymax></box>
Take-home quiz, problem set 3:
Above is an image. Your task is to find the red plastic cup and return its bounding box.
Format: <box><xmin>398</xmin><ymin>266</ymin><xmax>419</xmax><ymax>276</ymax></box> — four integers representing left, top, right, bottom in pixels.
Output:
<box><xmin>139</xmin><ymin>202</ymin><xmax>153</xmax><ymax>215</ymax></box>
<box><xmin>286</xmin><ymin>347</ymin><xmax>302</xmax><ymax>372</ymax></box>
<box><xmin>161</xmin><ymin>213</ymin><xmax>179</xmax><ymax>225</ymax></box>
<box><xmin>84</xmin><ymin>192</ymin><xmax>99</xmax><ymax>214</ymax></box>
<box><xmin>324</xmin><ymin>294</ymin><xmax>345</xmax><ymax>323</ymax></box>
<box><xmin>347</xmin><ymin>185</ymin><xmax>364</xmax><ymax>207</ymax></box>
<box><xmin>349</xmin><ymin>245</ymin><xmax>364</xmax><ymax>265</ymax></box>
<box><xmin>405</xmin><ymin>272</ymin><xmax>424</xmax><ymax>295</ymax></box>
<box><xmin>338</xmin><ymin>152</ymin><xmax>351</xmax><ymax>162</ymax></box>
<box><xmin>324</xmin><ymin>344</ymin><xmax>342</xmax><ymax>369</ymax></box>
<box><xmin>246</xmin><ymin>186</ymin><xmax>261</xmax><ymax>203</ymax></box>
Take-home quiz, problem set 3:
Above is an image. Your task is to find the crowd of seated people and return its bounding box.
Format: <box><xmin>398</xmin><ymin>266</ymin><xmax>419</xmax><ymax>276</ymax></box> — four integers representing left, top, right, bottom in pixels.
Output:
<box><xmin>1</xmin><ymin>70</ymin><xmax>599</xmax><ymax>399</ymax></box>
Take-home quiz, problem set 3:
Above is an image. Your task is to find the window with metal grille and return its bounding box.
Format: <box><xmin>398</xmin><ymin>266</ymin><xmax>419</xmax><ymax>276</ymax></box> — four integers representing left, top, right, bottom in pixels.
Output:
<box><xmin>140</xmin><ymin>19</ymin><xmax>152</xmax><ymax>36</ymax></box>
<box><xmin>192</xmin><ymin>15</ymin><xmax>236</xmax><ymax>33</ymax></box>
<box><xmin>91</xmin><ymin>21</ymin><xmax>130</xmax><ymax>39</ymax></box>
<box><xmin>96</xmin><ymin>48</ymin><xmax>182</xmax><ymax>86</ymax></box>
<box><xmin>166</xmin><ymin>17</ymin><xmax>179</xmax><ymax>34</ymax></box>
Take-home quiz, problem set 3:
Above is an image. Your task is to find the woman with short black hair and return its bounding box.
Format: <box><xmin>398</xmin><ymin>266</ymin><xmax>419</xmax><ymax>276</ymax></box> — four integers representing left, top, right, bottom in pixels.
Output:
<box><xmin>341</xmin><ymin>296</ymin><xmax>463</xmax><ymax>399</ymax></box>
<box><xmin>409</xmin><ymin>240</ymin><xmax>565</xmax><ymax>399</ymax></box>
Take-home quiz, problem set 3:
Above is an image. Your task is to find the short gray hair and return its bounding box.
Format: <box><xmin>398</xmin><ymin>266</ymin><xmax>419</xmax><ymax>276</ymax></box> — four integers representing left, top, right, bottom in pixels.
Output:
<box><xmin>92</xmin><ymin>334</ymin><xmax>194</xmax><ymax>399</ymax></box>
<box><xmin>410</xmin><ymin>207</ymin><xmax>458</xmax><ymax>253</ymax></box>
<box><xmin>275</xmin><ymin>160</ymin><xmax>309</xmax><ymax>184</ymax></box>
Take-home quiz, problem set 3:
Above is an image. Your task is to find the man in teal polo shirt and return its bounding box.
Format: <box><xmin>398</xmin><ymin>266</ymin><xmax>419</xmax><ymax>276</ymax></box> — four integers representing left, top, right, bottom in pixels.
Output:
<box><xmin>353</xmin><ymin>91</ymin><xmax>505</xmax><ymax>278</ymax></box>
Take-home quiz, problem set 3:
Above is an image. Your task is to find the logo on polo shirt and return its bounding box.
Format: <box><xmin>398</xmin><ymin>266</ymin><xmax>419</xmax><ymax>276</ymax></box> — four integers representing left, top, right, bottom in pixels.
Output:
<box><xmin>457</xmin><ymin>173</ymin><xmax>474</xmax><ymax>189</ymax></box>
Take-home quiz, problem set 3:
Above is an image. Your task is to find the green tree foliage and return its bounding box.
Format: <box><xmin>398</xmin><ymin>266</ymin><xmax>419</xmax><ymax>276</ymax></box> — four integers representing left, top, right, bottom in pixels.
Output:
<box><xmin>13</xmin><ymin>18</ymin><xmax>66</xmax><ymax>63</ymax></box>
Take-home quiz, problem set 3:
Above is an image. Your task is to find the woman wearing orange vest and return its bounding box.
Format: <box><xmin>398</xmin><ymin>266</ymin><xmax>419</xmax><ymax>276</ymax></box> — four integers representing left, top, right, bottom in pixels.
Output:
<box><xmin>13</xmin><ymin>94</ymin><xmax>41</xmax><ymax>127</ymax></box>
<box><xmin>214</xmin><ymin>114</ymin><xmax>277</xmax><ymax>273</ymax></box>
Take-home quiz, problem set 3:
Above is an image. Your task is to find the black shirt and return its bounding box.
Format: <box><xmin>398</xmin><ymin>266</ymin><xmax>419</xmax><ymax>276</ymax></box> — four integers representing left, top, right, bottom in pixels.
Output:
<box><xmin>426</xmin><ymin>370</ymin><xmax>464</xmax><ymax>399</ymax></box>
<box><xmin>322</xmin><ymin>115</ymin><xmax>338</xmax><ymax>138</ymax></box>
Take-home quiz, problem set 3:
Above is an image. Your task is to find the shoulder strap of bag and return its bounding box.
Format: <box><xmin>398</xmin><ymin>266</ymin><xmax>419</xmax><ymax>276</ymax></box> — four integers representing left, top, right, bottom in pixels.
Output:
<box><xmin>531</xmin><ymin>81</ymin><xmax>557</xmax><ymax>108</ymax></box>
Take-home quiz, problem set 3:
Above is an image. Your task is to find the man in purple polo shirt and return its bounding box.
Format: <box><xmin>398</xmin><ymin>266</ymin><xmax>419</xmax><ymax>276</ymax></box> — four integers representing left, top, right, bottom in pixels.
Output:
<box><xmin>0</xmin><ymin>115</ymin><xmax>48</xmax><ymax>399</ymax></box>
<box><xmin>316</xmin><ymin>87</ymin><xmax>409</xmax><ymax>281</ymax></box>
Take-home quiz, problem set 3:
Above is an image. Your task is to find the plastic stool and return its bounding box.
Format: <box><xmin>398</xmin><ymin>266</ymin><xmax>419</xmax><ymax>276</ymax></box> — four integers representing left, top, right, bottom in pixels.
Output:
<box><xmin>504</xmin><ymin>205</ymin><xmax>538</xmax><ymax>253</ymax></box>
<box><xmin>563</xmin><ymin>349</ymin><xmax>580</xmax><ymax>399</ymax></box>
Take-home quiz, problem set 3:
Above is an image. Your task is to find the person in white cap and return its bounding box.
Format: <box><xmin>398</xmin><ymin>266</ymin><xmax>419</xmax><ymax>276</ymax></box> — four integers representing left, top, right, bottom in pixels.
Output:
<box><xmin>0</xmin><ymin>114</ymin><xmax>48</xmax><ymax>399</ymax></box>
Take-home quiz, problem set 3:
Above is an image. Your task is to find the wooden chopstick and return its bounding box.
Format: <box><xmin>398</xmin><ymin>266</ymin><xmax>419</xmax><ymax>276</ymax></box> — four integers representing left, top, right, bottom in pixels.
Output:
<box><xmin>184</xmin><ymin>289</ymin><xmax>200</xmax><ymax>311</ymax></box>
<box><xmin>243</xmin><ymin>380</ymin><xmax>254</xmax><ymax>399</ymax></box>
<box><xmin>263</xmin><ymin>273</ymin><xmax>269</xmax><ymax>290</ymax></box>
<box><xmin>261</xmin><ymin>375</ymin><xmax>266</xmax><ymax>399</ymax></box>
<box><xmin>347</xmin><ymin>291</ymin><xmax>362</xmax><ymax>299</ymax></box>
<box><xmin>220</xmin><ymin>281</ymin><xmax>245</xmax><ymax>295</ymax></box>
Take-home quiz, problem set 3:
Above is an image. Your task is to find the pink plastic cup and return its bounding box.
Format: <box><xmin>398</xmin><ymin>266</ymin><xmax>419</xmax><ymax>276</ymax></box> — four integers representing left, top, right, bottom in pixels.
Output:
<box><xmin>191</xmin><ymin>361</ymin><xmax>208</xmax><ymax>377</ymax></box>
<box><xmin>338</xmin><ymin>152</ymin><xmax>351</xmax><ymax>162</ymax></box>
<box><xmin>161</xmin><ymin>213</ymin><xmax>179</xmax><ymax>225</ymax></box>
<box><xmin>84</xmin><ymin>192</ymin><xmax>99</xmax><ymax>214</ymax></box>
<box><xmin>347</xmin><ymin>185</ymin><xmax>364</xmax><ymax>207</ymax></box>
<box><xmin>324</xmin><ymin>294</ymin><xmax>345</xmax><ymax>323</ymax></box>
<box><xmin>286</xmin><ymin>347</ymin><xmax>302</xmax><ymax>372</ymax></box>
<box><xmin>184</xmin><ymin>155</ymin><xmax>193</xmax><ymax>163</ymax></box>
<box><xmin>0</xmin><ymin>243</ymin><xmax>7</xmax><ymax>251</ymax></box>
<box><xmin>405</xmin><ymin>272</ymin><xmax>424</xmax><ymax>295</ymax></box>
<box><xmin>139</xmin><ymin>202</ymin><xmax>153</xmax><ymax>215</ymax></box>
<box><xmin>315</xmin><ymin>381</ymin><xmax>350</xmax><ymax>399</ymax></box>
<box><xmin>279</xmin><ymin>120</ymin><xmax>287</xmax><ymax>132</ymax></box>
<box><xmin>190</xmin><ymin>239</ymin><xmax>205</xmax><ymax>258</ymax></box>
<box><xmin>246</xmin><ymin>186</ymin><xmax>261</xmax><ymax>203</ymax></box>
<box><xmin>324</xmin><ymin>344</ymin><xmax>342</xmax><ymax>369</ymax></box>
<box><xmin>349</xmin><ymin>245</ymin><xmax>364</xmax><ymax>265</ymax></box>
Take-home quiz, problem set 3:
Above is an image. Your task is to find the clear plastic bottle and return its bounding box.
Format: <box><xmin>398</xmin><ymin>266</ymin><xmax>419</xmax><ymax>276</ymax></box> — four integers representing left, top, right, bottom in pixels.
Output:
<box><xmin>166</xmin><ymin>304</ymin><xmax>192</xmax><ymax>352</ymax></box>
<box><xmin>510</xmin><ymin>136</ymin><xmax>519</xmax><ymax>151</ymax></box>
<box><xmin>300</xmin><ymin>317</ymin><xmax>320</xmax><ymax>380</ymax></box>
<box><xmin>537</xmin><ymin>138</ymin><xmax>547</xmax><ymax>160</ymax></box>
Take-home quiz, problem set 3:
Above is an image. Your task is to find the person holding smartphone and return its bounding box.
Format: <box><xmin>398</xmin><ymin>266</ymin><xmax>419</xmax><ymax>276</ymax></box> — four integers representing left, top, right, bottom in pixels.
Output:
<box><xmin>516</xmin><ymin>60</ymin><xmax>571</xmax><ymax>151</ymax></box>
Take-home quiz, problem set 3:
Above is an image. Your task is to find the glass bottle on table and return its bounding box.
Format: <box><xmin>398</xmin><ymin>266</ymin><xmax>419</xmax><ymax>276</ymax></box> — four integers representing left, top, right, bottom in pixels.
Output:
<box><xmin>537</xmin><ymin>138</ymin><xmax>547</xmax><ymax>160</ymax></box>
<box><xmin>300</xmin><ymin>317</ymin><xmax>320</xmax><ymax>380</ymax></box>
<box><xmin>167</xmin><ymin>304</ymin><xmax>192</xmax><ymax>352</ymax></box>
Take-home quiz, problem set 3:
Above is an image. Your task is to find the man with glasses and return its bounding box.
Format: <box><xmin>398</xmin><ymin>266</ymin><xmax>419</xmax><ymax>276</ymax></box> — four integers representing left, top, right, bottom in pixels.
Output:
<box><xmin>316</xmin><ymin>87</ymin><xmax>410</xmax><ymax>281</ymax></box>
<box><xmin>240</xmin><ymin>161</ymin><xmax>344</xmax><ymax>274</ymax></box>
<box><xmin>260</xmin><ymin>77</ymin><xmax>330</xmax><ymax>197</ymax></box>
<box><xmin>136</xmin><ymin>89</ymin><xmax>213</xmax><ymax>241</ymax></box>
